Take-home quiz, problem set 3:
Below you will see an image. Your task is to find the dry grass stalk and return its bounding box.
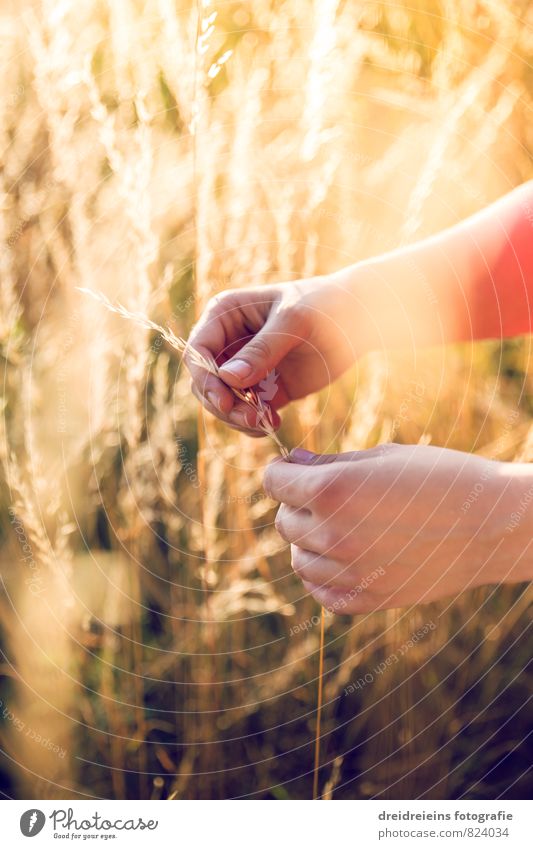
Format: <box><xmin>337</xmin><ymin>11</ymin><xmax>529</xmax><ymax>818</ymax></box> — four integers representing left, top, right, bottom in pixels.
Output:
<box><xmin>77</xmin><ymin>287</ymin><xmax>290</xmax><ymax>458</ymax></box>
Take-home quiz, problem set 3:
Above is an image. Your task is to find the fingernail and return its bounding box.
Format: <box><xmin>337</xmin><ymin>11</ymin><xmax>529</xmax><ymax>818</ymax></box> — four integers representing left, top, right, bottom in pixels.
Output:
<box><xmin>290</xmin><ymin>448</ymin><xmax>317</xmax><ymax>463</ymax></box>
<box><xmin>219</xmin><ymin>359</ymin><xmax>253</xmax><ymax>380</ymax></box>
<box><xmin>207</xmin><ymin>391</ymin><xmax>221</xmax><ymax>412</ymax></box>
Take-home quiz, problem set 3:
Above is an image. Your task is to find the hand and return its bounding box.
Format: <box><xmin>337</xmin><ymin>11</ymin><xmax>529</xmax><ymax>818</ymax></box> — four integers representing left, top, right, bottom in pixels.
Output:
<box><xmin>264</xmin><ymin>444</ymin><xmax>533</xmax><ymax>613</ymax></box>
<box><xmin>185</xmin><ymin>276</ymin><xmax>358</xmax><ymax>435</ymax></box>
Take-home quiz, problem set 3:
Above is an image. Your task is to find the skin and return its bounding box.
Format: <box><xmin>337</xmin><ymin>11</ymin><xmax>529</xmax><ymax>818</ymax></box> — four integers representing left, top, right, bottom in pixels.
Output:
<box><xmin>264</xmin><ymin>445</ymin><xmax>532</xmax><ymax>613</ymax></box>
<box><xmin>186</xmin><ymin>183</ymin><xmax>533</xmax><ymax>611</ymax></box>
<box><xmin>185</xmin><ymin>277</ymin><xmax>356</xmax><ymax>436</ymax></box>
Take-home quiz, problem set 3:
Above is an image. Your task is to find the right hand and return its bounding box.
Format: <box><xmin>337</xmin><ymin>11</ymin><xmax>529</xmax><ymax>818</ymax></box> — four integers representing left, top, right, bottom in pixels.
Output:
<box><xmin>185</xmin><ymin>275</ymin><xmax>359</xmax><ymax>435</ymax></box>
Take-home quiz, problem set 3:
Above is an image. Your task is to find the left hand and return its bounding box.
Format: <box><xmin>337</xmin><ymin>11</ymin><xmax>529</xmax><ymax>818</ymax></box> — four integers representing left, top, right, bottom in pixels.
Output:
<box><xmin>263</xmin><ymin>444</ymin><xmax>531</xmax><ymax>613</ymax></box>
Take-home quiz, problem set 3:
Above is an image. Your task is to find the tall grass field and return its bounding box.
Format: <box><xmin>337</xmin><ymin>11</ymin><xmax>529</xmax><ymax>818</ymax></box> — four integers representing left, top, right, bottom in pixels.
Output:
<box><xmin>0</xmin><ymin>0</ymin><xmax>531</xmax><ymax>800</ymax></box>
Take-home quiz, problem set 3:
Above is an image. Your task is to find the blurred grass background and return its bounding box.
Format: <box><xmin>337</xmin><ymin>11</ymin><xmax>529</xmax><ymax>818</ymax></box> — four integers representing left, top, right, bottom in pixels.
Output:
<box><xmin>0</xmin><ymin>0</ymin><xmax>532</xmax><ymax>800</ymax></box>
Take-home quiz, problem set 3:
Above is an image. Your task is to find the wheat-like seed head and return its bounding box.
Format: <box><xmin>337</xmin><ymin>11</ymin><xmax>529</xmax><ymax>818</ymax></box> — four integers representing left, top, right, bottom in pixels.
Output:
<box><xmin>77</xmin><ymin>287</ymin><xmax>290</xmax><ymax>458</ymax></box>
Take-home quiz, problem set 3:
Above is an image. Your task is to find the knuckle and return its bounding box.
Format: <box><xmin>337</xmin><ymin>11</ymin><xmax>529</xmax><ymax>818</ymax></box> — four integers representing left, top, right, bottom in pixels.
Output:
<box><xmin>324</xmin><ymin>596</ymin><xmax>344</xmax><ymax>616</ymax></box>
<box><xmin>310</xmin><ymin>476</ymin><xmax>337</xmax><ymax>509</ymax></box>
<box><xmin>285</xmin><ymin>300</ymin><xmax>312</xmax><ymax>336</ymax></box>
<box><xmin>330</xmin><ymin>537</ymin><xmax>353</xmax><ymax>561</ymax></box>
<box><xmin>290</xmin><ymin>545</ymin><xmax>305</xmax><ymax>575</ymax></box>
<box><xmin>262</xmin><ymin>464</ymin><xmax>276</xmax><ymax>499</ymax></box>
<box><xmin>346</xmin><ymin>592</ymin><xmax>376</xmax><ymax>614</ymax></box>
<box><xmin>203</xmin><ymin>290</ymin><xmax>238</xmax><ymax>323</ymax></box>
<box><xmin>246</xmin><ymin>335</ymin><xmax>272</xmax><ymax>362</ymax></box>
<box><xmin>274</xmin><ymin>506</ymin><xmax>287</xmax><ymax>537</ymax></box>
<box><xmin>186</xmin><ymin>320</ymin><xmax>200</xmax><ymax>343</ymax></box>
<box><xmin>367</xmin><ymin>579</ymin><xmax>387</xmax><ymax>600</ymax></box>
<box><xmin>320</xmin><ymin>524</ymin><xmax>352</xmax><ymax>563</ymax></box>
<box><xmin>321</xmin><ymin>477</ymin><xmax>355</xmax><ymax>516</ymax></box>
<box><xmin>208</xmin><ymin>290</ymin><xmax>232</xmax><ymax>310</ymax></box>
<box><xmin>369</xmin><ymin>442</ymin><xmax>397</xmax><ymax>466</ymax></box>
<box><xmin>190</xmin><ymin>380</ymin><xmax>202</xmax><ymax>402</ymax></box>
<box><xmin>304</xmin><ymin>476</ymin><xmax>327</xmax><ymax>507</ymax></box>
<box><xmin>318</xmin><ymin>525</ymin><xmax>341</xmax><ymax>556</ymax></box>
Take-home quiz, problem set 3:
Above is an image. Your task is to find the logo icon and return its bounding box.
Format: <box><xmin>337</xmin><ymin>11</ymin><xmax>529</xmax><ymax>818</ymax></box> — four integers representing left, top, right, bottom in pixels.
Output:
<box><xmin>20</xmin><ymin>809</ymin><xmax>46</xmax><ymax>837</ymax></box>
<box><xmin>255</xmin><ymin>369</ymin><xmax>279</xmax><ymax>426</ymax></box>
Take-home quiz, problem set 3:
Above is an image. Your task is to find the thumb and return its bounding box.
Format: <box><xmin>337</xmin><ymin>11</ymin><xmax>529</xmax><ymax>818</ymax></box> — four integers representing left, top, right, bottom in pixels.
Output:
<box><xmin>218</xmin><ymin>312</ymin><xmax>299</xmax><ymax>388</ymax></box>
<box><xmin>289</xmin><ymin>444</ymin><xmax>396</xmax><ymax>465</ymax></box>
<box><xmin>289</xmin><ymin>448</ymin><xmax>365</xmax><ymax>465</ymax></box>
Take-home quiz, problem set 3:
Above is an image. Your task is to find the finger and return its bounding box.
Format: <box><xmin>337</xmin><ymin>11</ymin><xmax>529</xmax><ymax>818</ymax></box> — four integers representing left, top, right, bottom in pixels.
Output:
<box><xmin>300</xmin><ymin>580</ymin><xmax>347</xmax><ymax>613</ymax></box>
<box><xmin>185</xmin><ymin>294</ymin><xmax>236</xmax><ymax>412</ymax></box>
<box><xmin>191</xmin><ymin>381</ymin><xmax>281</xmax><ymax>437</ymax></box>
<box><xmin>288</xmin><ymin>445</ymin><xmax>396</xmax><ymax>465</ymax></box>
<box><xmin>217</xmin><ymin>311</ymin><xmax>299</xmax><ymax>389</ymax></box>
<box><xmin>263</xmin><ymin>457</ymin><xmax>325</xmax><ymax>508</ymax></box>
<box><xmin>290</xmin><ymin>545</ymin><xmax>356</xmax><ymax>588</ymax></box>
<box><xmin>274</xmin><ymin>515</ymin><xmax>338</xmax><ymax>555</ymax></box>
<box><xmin>191</xmin><ymin>382</ymin><xmax>267</xmax><ymax>438</ymax></box>
<box><xmin>185</xmin><ymin>343</ymin><xmax>235</xmax><ymax>415</ymax></box>
<box><xmin>288</xmin><ymin>449</ymin><xmax>362</xmax><ymax>465</ymax></box>
<box><xmin>274</xmin><ymin>504</ymin><xmax>313</xmax><ymax>544</ymax></box>
<box><xmin>274</xmin><ymin>506</ymin><xmax>355</xmax><ymax>559</ymax></box>
<box><xmin>187</xmin><ymin>294</ymin><xmax>228</xmax><ymax>356</ymax></box>
<box><xmin>264</xmin><ymin>453</ymin><xmax>370</xmax><ymax>509</ymax></box>
<box><xmin>301</xmin><ymin>580</ymin><xmax>380</xmax><ymax>615</ymax></box>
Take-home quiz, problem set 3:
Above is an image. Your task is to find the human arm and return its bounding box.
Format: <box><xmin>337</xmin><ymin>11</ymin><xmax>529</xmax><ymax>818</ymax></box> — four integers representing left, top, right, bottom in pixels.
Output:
<box><xmin>264</xmin><ymin>445</ymin><xmax>533</xmax><ymax>612</ymax></box>
<box><xmin>186</xmin><ymin>182</ymin><xmax>533</xmax><ymax>432</ymax></box>
<box><xmin>333</xmin><ymin>179</ymin><xmax>533</xmax><ymax>353</ymax></box>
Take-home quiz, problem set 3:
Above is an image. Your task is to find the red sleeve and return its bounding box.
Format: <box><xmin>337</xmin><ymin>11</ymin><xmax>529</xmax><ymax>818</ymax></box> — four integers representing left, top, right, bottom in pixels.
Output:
<box><xmin>458</xmin><ymin>182</ymin><xmax>533</xmax><ymax>342</ymax></box>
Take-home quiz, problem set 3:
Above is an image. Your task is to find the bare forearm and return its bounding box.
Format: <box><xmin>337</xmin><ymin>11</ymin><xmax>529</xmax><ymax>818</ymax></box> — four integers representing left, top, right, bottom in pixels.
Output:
<box><xmin>333</xmin><ymin>181</ymin><xmax>533</xmax><ymax>352</ymax></box>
